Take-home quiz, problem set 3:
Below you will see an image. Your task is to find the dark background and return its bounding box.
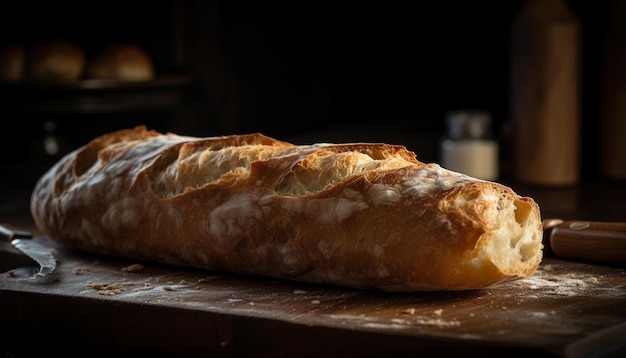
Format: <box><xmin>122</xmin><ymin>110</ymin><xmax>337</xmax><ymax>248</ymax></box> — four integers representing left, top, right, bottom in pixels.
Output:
<box><xmin>0</xmin><ymin>0</ymin><xmax>615</xmax><ymax>196</ymax></box>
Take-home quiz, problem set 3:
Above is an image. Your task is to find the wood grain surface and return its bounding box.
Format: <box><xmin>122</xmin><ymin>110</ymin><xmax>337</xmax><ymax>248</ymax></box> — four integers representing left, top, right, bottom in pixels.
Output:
<box><xmin>2</xmin><ymin>235</ymin><xmax>625</xmax><ymax>357</ymax></box>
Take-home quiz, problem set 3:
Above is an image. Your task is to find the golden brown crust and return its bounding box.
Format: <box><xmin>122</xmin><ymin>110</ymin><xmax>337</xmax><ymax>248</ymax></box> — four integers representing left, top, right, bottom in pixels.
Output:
<box><xmin>31</xmin><ymin>126</ymin><xmax>543</xmax><ymax>291</ymax></box>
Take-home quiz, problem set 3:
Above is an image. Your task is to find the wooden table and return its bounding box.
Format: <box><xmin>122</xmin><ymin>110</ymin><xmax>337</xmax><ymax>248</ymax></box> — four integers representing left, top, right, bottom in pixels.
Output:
<box><xmin>2</xmin><ymin>180</ymin><xmax>626</xmax><ymax>357</ymax></box>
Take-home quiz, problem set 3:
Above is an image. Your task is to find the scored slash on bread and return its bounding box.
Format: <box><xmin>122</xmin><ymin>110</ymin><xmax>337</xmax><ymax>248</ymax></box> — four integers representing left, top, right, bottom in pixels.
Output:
<box><xmin>30</xmin><ymin>126</ymin><xmax>543</xmax><ymax>291</ymax></box>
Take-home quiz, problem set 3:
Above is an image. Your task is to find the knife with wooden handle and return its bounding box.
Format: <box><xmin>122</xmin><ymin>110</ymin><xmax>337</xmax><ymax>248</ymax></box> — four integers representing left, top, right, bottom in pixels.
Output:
<box><xmin>542</xmin><ymin>219</ymin><xmax>626</xmax><ymax>266</ymax></box>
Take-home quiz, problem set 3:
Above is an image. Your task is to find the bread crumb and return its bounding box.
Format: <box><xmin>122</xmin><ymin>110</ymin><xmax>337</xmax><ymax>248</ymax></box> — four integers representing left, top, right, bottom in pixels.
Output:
<box><xmin>401</xmin><ymin>308</ymin><xmax>416</xmax><ymax>315</ymax></box>
<box><xmin>433</xmin><ymin>309</ymin><xmax>443</xmax><ymax>316</ymax></box>
<box><xmin>293</xmin><ymin>289</ymin><xmax>307</xmax><ymax>294</ymax></box>
<box><xmin>163</xmin><ymin>285</ymin><xmax>174</xmax><ymax>291</ymax></box>
<box><xmin>543</xmin><ymin>264</ymin><xmax>554</xmax><ymax>271</ymax></box>
<box><xmin>73</xmin><ymin>267</ymin><xmax>91</xmax><ymax>275</ymax></box>
<box><xmin>311</xmin><ymin>300</ymin><xmax>321</xmax><ymax>305</ymax></box>
<box><xmin>87</xmin><ymin>281</ymin><xmax>125</xmax><ymax>295</ymax></box>
<box><xmin>101</xmin><ymin>289</ymin><xmax>121</xmax><ymax>296</ymax></box>
<box><xmin>179</xmin><ymin>280</ymin><xmax>187</xmax><ymax>285</ymax></box>
<box><xmin>121</xmin><ymin>263</ymin><xmax>144</xmax><ymax>272</ymax></box>
<box><xmin>249</xmin><ymin>301</ymin><xmax>255</xmax><ymax>306</ymax></box>
<box><xmin>584</xmin><ymin>276</ymin><xmax>599</xmax><ymax>284</ymax></box>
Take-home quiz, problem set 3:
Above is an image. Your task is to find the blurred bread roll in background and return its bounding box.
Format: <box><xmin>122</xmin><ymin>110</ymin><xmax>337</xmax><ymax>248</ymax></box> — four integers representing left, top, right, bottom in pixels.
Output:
<box><xmin>0</xmin><ymin>44</ymin><xmax>26</xmax><ymax>81</ymax></box>
<box><xmin>27</xmin><ymin>39</ymin><xmax>85</xmax><ymax>82</ymax></box>
<box><xmin>86</xmin><ymin>43</ymin><xmax>154</xmax><ymax>81</ymax></box>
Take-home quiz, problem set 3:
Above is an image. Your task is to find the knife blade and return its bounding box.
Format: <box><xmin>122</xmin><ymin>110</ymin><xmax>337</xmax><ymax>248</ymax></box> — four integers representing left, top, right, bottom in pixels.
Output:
<box><xmin>0</xmin><ymin>223</ymin><xmax>56</xmax><ymax>278</ymax></box>
<box><xmin>542</xmin><ymin>219</ymin><xmax>626</xmax><ymax>266</ymax></box>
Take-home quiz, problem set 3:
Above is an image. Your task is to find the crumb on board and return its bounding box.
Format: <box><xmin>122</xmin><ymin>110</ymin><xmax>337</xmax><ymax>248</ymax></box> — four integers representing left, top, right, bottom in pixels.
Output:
<box><xmin>121</xmin><ymin>263</ymin><xmax>144</xmax><ymax>272</ymax></box>
<box><xmin>400</xmin><ymin>308</ymin><xmax>416</xmax><ymax>315</ymax></box>
<box><xmin>87</xmin><ymin>281</ymin><xmax>124</xmax><ymax>296</ymax></box>
<box><xmin>433</xmin><ymin>309</ymin><xmax>443</xmax><ymax>316</ymax></box>
<box><xmin>5</xmin><ymin>270</ymin><xmax>15</xmax><ymax>277</ymax></box>
<box><xmin>311</xmin><ymin>300</ymin><xmax>321</xmax><ymax>305</ymax></box>
<box><xmin>72</xmin><ymin>267</ymin><xmax>91</xmax><ymax>275</ymax></box>
<box><xmin>543</xmin><ymin>264</ymin><xmax>554</xmax><ymax>271</ymax></box>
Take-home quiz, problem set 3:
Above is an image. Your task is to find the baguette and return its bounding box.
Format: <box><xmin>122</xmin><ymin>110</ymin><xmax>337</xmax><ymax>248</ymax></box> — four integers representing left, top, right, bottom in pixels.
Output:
<box><xmin>30</xmin><ymin>126</ymin><xmax>543</xmax><ymax>291</ymax></box>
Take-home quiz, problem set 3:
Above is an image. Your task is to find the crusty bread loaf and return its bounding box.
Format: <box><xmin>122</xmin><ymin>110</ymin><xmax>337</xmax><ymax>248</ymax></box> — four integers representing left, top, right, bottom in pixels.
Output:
<box><xmin>86</xmin><ymin>43</ymin><xmax>154</xmax><ymax>81</ymax></box>
<box><xmin>30</xmin><ymin>126</ymin><xmax>543</xmax><ymax>291</ymax></box>
<box><xmin>27</xmin><ymin>39</ymin><xmax>85</xmax><ymax>82</ymax></box>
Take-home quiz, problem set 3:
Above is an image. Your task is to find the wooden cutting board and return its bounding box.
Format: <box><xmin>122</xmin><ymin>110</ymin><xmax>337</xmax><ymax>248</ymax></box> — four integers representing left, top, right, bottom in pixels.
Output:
<box><xmin>2</xmin><ymin>237</ymin><xmax>626</xmax><ymax>357</ymax></box>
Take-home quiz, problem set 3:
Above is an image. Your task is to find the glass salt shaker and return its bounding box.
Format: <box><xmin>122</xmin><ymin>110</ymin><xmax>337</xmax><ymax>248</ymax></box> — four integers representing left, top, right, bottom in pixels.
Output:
<box><xmin>439</xmin><ymin>110</ymin><xmax>499</xmax><ymax>181</ymax></box>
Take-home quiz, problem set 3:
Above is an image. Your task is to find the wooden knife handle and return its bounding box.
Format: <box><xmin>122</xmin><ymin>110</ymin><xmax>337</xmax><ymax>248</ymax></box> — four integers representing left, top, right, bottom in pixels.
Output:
<box><xmin>0</xmin><ymin>223</ymin><xmax>32</xmax><ymax>240</ymax></box>
<box><xmin>548</xmin><ymin>221</ymin><xmax>626</xmax><ymax>266</ymax></box>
